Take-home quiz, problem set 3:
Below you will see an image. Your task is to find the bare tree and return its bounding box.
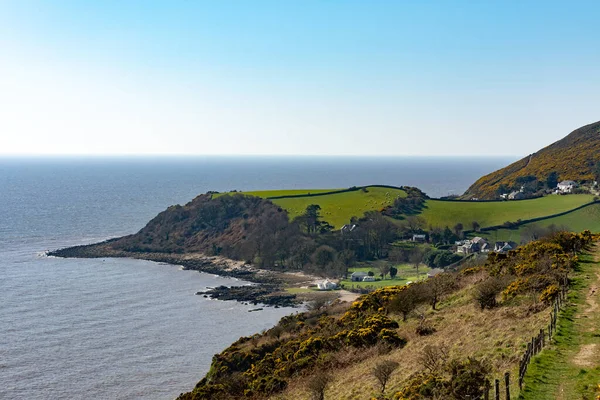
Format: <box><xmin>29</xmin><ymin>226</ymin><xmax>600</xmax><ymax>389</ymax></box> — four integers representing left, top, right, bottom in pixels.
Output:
<box><xmin>405</xmin><ymin>216</ymin><xmax>426</xmax><ymax>235</ymax></box>
<box><xmin>308</xmin><ymin>372</ymin><xmax>331</xmax><ymax>400</ymax></box>
<box><xmin>409</xmin><ymin>248</ymin><xmax>423</xmax><ymax>281</ymax></box>
<box><xmin>453</xmin><ymin>223</ymin><xmax>464</xmax><ymax>238</ymax></box>
<box><xmin>372</xmin><ymin>360</ymin><xmax>399</xmax><ymax>394</ymax></box>
<box><xmin>419</xmin><ymin>344</ymin><xmax>449</xmax><ymax>374</ymax></box>
<box><xmin>422</xmin><ymin>273</ymin><xmax>456</xmax><ymax>310</ymax></box>
<box><xmin>378</xmin><ymin>263</ymin><xmax>391</xmax><ymax>280</ymax></box>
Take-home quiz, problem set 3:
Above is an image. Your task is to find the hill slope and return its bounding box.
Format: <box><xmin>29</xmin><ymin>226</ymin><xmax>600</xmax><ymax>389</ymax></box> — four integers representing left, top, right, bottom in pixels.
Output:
<box><xmin>464</xmin><ymin>121</ymin><xmax>600</xmax><ymax>199</ymax></box>
<box><xmin>176</xmin><ymin>232</ymin><xmax>595</xmax><ymax>400</ymax></box>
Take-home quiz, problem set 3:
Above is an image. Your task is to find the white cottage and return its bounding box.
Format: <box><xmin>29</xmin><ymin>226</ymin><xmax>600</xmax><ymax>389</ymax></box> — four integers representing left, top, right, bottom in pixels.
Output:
<box><xmin>317</xmin><ymin>280</ymin><xmax>337</xmax><ymax>291</ymax></box>
<box><xmin>557</xmin><ymin>180</ymin><xmax>578</xmax><ymax>194</ymax></box>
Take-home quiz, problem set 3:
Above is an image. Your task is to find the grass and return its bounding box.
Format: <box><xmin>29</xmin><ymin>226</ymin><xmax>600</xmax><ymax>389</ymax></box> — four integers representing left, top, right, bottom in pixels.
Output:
<box><xmin>339</xmin><ymin>262</ymin><xmax>430</xmax><ymax>289</ymax></box>
<box><xmin>284</xmin><ymin>287</ymin><xmax>316</xmax><ymax>294</ymax></box>
<box><xmin>420</xmin><ymin>195</ymin><xmax>595</xmax><ymax>230</ymax></box>
<box><xmin>479</xmin><ymin>203</ymin><xmax>600</xmax><ymax>243</ymax></box>
<box><xmin>215</xmin><ymin>186</ymin><xmax>407</xmax><ymax>228</ymax></box>
<box><xmin>518</xmin><ymin>245</ymin><xmax>600</xmax><ymax>399</ymax></box>
<box><xmin>279</xmin><ymin>264</ymin><xmax>553</xmax><ymax>400</ymax></box>
<box><xmin>217</xmin><ymin>187</ymin><xmax>597</xmax><ymax>235</ymax></box>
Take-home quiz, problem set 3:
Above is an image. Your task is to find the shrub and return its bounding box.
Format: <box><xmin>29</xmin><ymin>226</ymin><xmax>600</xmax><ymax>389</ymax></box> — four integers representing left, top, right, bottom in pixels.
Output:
<box><xmin>307</xmin><ymin>372</ymin><xmax>331</xmax><ymax>400</ymax></box>
<box><xmin>373</xmin><ymin>360</ymin><xmax>400</xmax><ymax>394</ymax></box>
<box><xmin>474</xmin><ymin>277</ymin><xmax>505</xmax><ymax>310</ymax></box>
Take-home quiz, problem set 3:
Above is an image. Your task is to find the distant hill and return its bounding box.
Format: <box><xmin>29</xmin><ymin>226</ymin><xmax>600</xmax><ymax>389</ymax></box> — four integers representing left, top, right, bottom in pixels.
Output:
<box><xmin>463</xmin><ymin>121</ymin><xmax>600</xmax><ymax>199</ymax></box>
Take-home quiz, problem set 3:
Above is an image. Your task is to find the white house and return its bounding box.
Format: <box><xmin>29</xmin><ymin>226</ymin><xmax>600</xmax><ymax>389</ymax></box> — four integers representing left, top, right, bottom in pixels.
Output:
<box><xmin>494</xmin><ymin>241</ymin><xmax>514</xmax><ymax>253</ymax></box>
<box><xmin>456</xmin><ymin>237</ymin><xmax>490</xmax><ymax>254</ymax></box>
<box><xmin>508</xmin><ymin>191</ymin><xmax>525</xmax><ymax>200</ymax></box>
<box><xmin>317</xmin><ymin>280</ymin><xmax>337</xmax><ymax>291</ymax></box>
<box><xmin>557</xmin><ymin>180</ymin><xmax>578</xmax><ymax>194</ymax></box>
<box><xmin>412</xmin><ymin>234</ymin><xmax>427</xmax><ymax>242</ymax></box>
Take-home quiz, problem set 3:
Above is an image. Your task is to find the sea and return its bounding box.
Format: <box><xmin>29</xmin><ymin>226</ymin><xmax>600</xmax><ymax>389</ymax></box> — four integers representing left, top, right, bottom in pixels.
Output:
<box><xmin>0</xmin><ymin>156</ymin><xmax>515</xmax><ymax>400</ymax></box>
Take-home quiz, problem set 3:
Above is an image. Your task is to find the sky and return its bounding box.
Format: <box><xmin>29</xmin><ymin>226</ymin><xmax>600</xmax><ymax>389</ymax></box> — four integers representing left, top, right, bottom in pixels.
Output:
<box><xmin>0</xmin><ymin>1</ymin><xmax>599</xmax><ymax>157</ymax></box>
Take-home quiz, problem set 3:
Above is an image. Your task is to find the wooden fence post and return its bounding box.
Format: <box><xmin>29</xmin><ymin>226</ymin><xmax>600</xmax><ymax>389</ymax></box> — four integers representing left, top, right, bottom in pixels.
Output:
<box><xmin>485</xmin><ymin>379</ymin><xmax>490</xmax><ymax>400</ymax></box>
<box><xmin>495</xmin><ymin>379</ymin><xmax>500</xmax><ymax>400</ymax></box>
<box><xmin>505</xmin><ymin>372</ymin><xmax>511</xmax><ymax>400</ymax></box>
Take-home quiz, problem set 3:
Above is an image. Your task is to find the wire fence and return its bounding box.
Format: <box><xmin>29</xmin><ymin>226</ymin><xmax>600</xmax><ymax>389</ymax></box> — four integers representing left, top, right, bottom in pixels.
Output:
<box><xmin>464</xmin><ymin>284</ymin><xmax>569</xmax><ymax>400</ymax></box>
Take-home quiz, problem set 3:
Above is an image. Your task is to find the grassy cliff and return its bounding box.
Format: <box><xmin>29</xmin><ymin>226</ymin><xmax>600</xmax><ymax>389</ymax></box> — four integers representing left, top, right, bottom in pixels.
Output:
<box><xmin>463</xmin><ymin>121</ymin><xmax>600</xmax><ymax>199</ymax></box>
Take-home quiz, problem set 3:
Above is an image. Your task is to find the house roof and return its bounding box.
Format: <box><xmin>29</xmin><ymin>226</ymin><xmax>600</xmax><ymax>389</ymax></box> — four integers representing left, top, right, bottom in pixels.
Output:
<box><xmin>351</xmin><ymin>271</ymin><xmax>368</xmax><ymax>276</ymax></box>
<box><xmin>559</xmin><ymin>180</ymin><xmax>577</xmax><ymax>185</ymax></box>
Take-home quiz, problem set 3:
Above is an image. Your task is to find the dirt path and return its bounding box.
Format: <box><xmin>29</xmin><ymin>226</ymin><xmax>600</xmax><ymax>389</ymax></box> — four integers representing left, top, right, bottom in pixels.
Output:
<box><xmin>553</xmin><ymin>244</ymin><xmax>600</xmax><ymax>395</ymax></box>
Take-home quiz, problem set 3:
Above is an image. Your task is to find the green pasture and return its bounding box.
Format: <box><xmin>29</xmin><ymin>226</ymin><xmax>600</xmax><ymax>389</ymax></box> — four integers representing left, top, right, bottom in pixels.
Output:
<box><xmin>215</xmin><ymin>186</ymin><xmax>406</xmax><ymax>228</ymax></box>
<box><xmin>479</xmin><ymin>203</ymin><xmax>600</xmax><ymax>243</ymax></box>
<box><xmin>271</xmin><ymin>186</ymin><xmax>406</xmax><ymax>228</ymax></box>
<box><xmin>339</xmin><ymin>262</ymin><xmax>430</xmax><ymax>289</ymax></box>
<box><xmin>420</xmin><ymin>195</ymin><xmax>595</xmax><ymax>230</ymax></box>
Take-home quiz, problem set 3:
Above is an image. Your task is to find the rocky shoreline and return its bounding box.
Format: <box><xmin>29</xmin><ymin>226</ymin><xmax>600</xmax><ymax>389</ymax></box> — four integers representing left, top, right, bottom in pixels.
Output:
<box><xmin>49</xmin><ymin>241</ymin><xmax>309</xmax><ymax>308</ymax></box>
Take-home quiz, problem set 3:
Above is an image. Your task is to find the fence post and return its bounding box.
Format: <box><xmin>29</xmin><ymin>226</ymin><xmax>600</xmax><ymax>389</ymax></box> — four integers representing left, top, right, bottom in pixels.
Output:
<box><xmin>485</xmin><ymin>379</ymin><xmax>490</xmax><ymax>400</ymax></box>
<box><xmin>495</xmin><ymin>379</ymin><xmax>500</xmax><ymax>400</ymax></box>
<box><xmin>541</xmin><ymin>329</ymin><xmax>545</xmax><ymax>348</ymax></box>
<box><xmin>505</xmin><ymin>372</ymin><xmax>510</xmax><ymax>400</ymax></box>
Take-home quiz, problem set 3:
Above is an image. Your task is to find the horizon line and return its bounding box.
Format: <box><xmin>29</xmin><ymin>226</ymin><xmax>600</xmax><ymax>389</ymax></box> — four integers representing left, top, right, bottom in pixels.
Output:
<box><xmin>0</xmin><ymin>153</ymin><xmax>521</xmax><ymax>158</ymax></box>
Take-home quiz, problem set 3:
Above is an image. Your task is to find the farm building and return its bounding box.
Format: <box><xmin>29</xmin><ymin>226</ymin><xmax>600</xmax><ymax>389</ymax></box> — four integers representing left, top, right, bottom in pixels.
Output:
<box><xmin>557</xmin><ymin>180</ymin><xmax>578</xmax><ymax>194</ymax></box>
<box><xmin>350</xmin><ymin>271</ymin><xmax>369</xmax><ymax>282</ymax></box>
<box><xmin>412</xmin><ymin>234</ymin><xmax>427</xmax><ymax>242</ymax></box>
<box><xmin>317</xmin><ymin>280</ymin><xmax>337</xmax><ymax>291</ymax></box>
<box><xmin>494</xmin><ymin>241</ymin><xmax>516</xmax><ymax>253</ymax></box>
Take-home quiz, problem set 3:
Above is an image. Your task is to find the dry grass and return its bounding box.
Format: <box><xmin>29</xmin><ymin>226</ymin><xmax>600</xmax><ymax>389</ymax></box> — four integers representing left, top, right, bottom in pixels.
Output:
<box><xmin>273</xmin><ymin>283</ymin><xmax>550</xmax><ymax>400</ymax></box>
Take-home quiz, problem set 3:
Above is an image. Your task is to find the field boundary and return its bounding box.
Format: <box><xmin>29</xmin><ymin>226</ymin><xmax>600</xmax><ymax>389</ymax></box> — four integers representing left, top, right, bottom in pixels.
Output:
<box><xmin>263</xmin><ymin>184</ymin><xmax>408</xmax><ymax>200</ymax></box>
<box><xmin>464</xmin><ymin>200</ymin><xmax>600</xmax><ymax>236</ymax></box>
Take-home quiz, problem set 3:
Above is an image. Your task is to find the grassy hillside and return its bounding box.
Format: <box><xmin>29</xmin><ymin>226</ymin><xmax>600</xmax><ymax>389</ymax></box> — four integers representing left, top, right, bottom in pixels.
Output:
<box><xmin>420</xmin><ymin>195</ymin><xmax>595</xmax><ymax>229</ymax></box>
<box><xmin>518</xmin><ymin>246</ymin><xmax>600</xmax><ymax>400</ymax></box>
<box><xmin>464</xmin><ymin>120</ymin><xmax>600</xmax><ymax>199</ymax></box>
<box><xmin>479</xmin><ymin>203</ymin><xmax>600</xmax><ymax>243</ymax></box>
<box><xmin>177</xmin><ymin>232</ymin><xmax>595</xmax><ymax>400</ymax></box>
<box><xmin>218</xmin><ymin>186</ymin><xmax>407</xmax><ymax>228</ymax></box>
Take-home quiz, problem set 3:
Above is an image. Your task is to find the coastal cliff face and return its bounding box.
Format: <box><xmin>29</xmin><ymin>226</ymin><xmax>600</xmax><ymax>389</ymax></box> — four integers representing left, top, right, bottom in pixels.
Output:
<box><xmin>463</xmin><ymin>121</ymin><xmax>600</xmax><ymax>199</ymax></box>
<box><xmin>113</xmin><ymin>193</ymin><xmax>293</xmax><ymax>257</ymax></box>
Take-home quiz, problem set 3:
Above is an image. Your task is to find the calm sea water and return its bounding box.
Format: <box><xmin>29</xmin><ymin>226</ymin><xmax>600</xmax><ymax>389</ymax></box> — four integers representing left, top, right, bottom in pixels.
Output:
<box><xmin>0</xmin><ymin>156</ymin><xmax>513</xmax><ymax>399</ymax></box>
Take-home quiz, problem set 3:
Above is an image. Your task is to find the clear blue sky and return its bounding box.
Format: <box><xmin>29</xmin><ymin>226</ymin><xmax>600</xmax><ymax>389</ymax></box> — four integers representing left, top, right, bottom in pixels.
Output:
<box><xmin>0</xmin><ymin>1</ymin><xmax>598</xmax><ymax>156</ymax></box>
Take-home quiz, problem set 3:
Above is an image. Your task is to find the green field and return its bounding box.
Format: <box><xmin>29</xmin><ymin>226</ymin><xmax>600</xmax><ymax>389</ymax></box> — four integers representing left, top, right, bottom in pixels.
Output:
<box><xmin>339</xmin><ymin>262</ymin><xmax>430</xmax><ymax>289</ymax></box>
<box><xmin>216</xmin><ymin>187</ymin><xmax>597</xmax><ymax>234</ymax></box>
<box><xmin>420</xmin><ymin>195</ymin><xmax>595</xmax><ymax>229</ymax></box>
<box><xmin>218</xmin><ymin>186</ymin><xmax>407</xmax><ymax>228</ymax></box>
<box><xmin>479</xmin><ymin>203</ymin><xmax>600</xmax><ymax>243</ymax></box>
